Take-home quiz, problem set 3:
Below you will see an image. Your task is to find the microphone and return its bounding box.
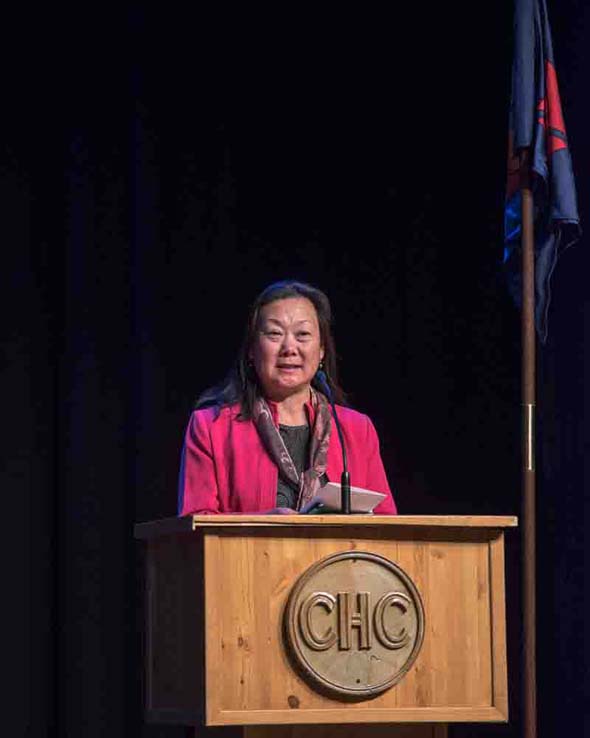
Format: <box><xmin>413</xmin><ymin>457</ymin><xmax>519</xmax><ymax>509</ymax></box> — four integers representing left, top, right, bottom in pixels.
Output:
<box><xmin>315</xmin><ymin>370</ymin><xmax>351</xmax><ymax>514</ymax></box>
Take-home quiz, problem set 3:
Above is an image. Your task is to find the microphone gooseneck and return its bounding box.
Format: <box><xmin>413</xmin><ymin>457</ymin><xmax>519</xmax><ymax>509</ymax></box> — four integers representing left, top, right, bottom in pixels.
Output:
<box><xmin>315</xmin><ymin>370</ymin><xmax>351</xmax><ymax>514</ymax></box>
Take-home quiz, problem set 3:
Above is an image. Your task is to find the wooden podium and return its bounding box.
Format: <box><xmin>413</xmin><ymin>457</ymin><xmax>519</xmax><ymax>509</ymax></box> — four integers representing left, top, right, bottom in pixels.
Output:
<box><xmin>135</xmin><ymin>515</ymin><xmax>516</xmax><ymax>738</ymax></box>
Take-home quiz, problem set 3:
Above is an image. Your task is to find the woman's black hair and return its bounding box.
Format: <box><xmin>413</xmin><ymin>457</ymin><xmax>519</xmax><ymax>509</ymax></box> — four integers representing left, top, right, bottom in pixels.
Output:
<box><xmin>195</xmin><ymin>280</ymin><xmax>346</xmax><ymax>418</ymax></box>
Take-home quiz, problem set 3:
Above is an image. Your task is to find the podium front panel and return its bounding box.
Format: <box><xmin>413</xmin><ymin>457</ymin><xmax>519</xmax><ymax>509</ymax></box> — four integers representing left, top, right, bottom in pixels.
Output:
<box><xmin>138</xmin><ymin>516</ymin><xmax>513</xmax><ymax>726</ymax></box>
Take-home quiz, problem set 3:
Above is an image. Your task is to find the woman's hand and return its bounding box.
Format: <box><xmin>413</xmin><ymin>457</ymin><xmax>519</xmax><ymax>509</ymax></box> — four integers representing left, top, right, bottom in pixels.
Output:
<box><xmin>264</xmin><ymin>507</ymin><xmax>297</xmax><ymax>515</ymax></box>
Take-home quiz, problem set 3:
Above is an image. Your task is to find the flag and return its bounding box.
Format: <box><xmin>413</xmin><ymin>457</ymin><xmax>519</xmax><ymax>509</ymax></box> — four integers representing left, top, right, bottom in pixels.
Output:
<box><xmin>504</xmin><ymin>0</ymin><xmax>580</xmax><ymax>342</ymax></box>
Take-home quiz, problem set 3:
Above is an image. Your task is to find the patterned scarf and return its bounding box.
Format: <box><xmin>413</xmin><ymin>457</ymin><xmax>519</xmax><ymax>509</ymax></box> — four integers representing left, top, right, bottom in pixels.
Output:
<box><xmin>252</xmin><ymin>389</ymin><xmax>332</xmax><ymax>510</ymax></box>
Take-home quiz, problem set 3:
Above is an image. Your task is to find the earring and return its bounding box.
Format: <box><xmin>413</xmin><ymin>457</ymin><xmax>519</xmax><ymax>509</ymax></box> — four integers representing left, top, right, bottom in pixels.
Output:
<box><xmin>319</xmin><ymin>360</ymin><xmax>324</xmax><ymax>371</ymax></box>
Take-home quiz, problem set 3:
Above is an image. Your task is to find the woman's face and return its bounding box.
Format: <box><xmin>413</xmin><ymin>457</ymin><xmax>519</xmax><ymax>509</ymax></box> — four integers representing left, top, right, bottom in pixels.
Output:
<box><xmin>250</xmin><ymin>297</ymin><xmax>325</xmax><ymax>402</ymax></box>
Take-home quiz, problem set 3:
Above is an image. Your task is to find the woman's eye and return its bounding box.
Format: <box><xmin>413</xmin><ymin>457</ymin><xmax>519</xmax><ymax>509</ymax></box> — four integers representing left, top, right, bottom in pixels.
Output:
<box><xmin>297</xmin><ymin>332</ymin><xmax>311</xmax><ymax>339</ymax></box>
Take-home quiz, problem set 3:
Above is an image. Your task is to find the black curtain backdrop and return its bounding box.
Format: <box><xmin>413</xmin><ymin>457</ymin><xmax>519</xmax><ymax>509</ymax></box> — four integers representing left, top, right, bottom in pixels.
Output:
<box><xmin>9</xmin><ymin>3</ymin><xmax>586</xmax><ymax>736</ymax></box>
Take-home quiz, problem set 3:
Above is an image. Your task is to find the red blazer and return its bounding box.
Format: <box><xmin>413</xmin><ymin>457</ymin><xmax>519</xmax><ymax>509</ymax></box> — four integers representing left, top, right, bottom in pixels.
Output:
<box><xmin>178</xmin><ymin>401</ymin><xmax>397</xmax><ymax>515</ymax></box>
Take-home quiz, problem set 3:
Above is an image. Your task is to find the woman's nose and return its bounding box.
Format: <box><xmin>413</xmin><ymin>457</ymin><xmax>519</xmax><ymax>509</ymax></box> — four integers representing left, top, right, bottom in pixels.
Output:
<box><xmin>280</xmin><ymin>333</ymin><xmax>297</xmax><ymax>352</ymax></box>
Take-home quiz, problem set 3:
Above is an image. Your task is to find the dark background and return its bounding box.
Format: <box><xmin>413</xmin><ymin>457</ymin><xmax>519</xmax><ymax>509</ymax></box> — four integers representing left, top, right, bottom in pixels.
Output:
<box><xmin>7</xmin><ymin>2</ymin><xmax>586</xmax><ymax>736</ymax></box>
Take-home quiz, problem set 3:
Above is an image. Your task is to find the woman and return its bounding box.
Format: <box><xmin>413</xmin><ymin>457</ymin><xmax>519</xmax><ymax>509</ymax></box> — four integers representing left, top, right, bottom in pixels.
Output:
<box><xmin>178</xmin><ymin>281</ymin><xmax>397</xmax><ymax>515</ymax></box>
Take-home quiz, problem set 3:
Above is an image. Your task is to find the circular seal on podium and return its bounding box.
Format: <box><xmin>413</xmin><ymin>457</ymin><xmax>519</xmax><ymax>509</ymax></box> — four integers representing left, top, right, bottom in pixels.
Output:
<box><xmin>284</xmin><ymin>550</ymin><xmax>425</xmax><ymax>699</ymax></box>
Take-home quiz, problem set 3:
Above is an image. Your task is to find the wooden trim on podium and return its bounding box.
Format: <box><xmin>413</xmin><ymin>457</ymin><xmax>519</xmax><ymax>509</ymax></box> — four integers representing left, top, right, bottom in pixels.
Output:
<box><xmin>489</xmin><ymin>534</ymin><xmax>509</xmax><ymax>719</ymax></box>
<box><xmin>135</xmin><ymin>514</ymin><xmax>517</xmax><ymax>539</ymax></box>
<box><xmin>204</xmin><ymin>534</ymin><xmax>222</xmax><ymax>726</ymax></box>
<box><xmin>216</xmin><ymin>706</ymin><xmax>506</xmax><ymax>724</ymax></box>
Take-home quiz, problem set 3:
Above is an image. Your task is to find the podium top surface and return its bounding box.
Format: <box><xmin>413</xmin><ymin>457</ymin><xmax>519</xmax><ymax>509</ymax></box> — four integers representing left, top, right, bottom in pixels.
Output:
<box><xmin>134</xmin><ymin>514</ymin><xmax>517</xmax><ymax>539</ymax></box>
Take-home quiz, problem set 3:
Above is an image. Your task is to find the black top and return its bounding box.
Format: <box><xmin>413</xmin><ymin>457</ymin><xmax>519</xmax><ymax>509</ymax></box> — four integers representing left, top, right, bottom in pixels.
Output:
<box><xmin>275</xmin><ymin>424</ymin><xmax>310</xmax><ymax>510</ymax></box>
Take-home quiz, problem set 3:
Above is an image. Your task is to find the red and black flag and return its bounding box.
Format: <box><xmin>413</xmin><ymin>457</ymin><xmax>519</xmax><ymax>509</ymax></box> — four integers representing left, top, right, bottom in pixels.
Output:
<box><xmin>504</xmin><ymin>0</ymin><xmax>580</xmax><ymax>341</ymax></box>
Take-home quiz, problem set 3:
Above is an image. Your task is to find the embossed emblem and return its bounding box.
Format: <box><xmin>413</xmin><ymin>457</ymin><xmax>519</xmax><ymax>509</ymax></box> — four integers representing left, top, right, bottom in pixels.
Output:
<box><xmin>284</xmin><ymin>551</ymin><xmax>424</xmax><ymax>698</ymax></box>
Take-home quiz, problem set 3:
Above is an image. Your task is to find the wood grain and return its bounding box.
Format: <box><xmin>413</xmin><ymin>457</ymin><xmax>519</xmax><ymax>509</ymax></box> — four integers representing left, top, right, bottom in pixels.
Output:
<box><xmin>139</xmin><ymin>518</ymin><xmax>513</xmax><ymax>727</ymax></box>
<box><xmin>203</xmin><ymin>528</ymin><xmax>509</xmax><ymax>725</ymax></box>
<box><xmin>489</xmin><ymin>533</ymin><xmax>509</xmax><ymax>719</ymax></box>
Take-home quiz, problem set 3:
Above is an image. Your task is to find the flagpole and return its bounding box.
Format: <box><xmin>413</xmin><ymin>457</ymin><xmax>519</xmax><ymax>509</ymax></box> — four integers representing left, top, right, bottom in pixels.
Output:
<box><xmin>520</xmin><ymin>149</ymin><xmax>537</xmax><ymax>738</ymax></box>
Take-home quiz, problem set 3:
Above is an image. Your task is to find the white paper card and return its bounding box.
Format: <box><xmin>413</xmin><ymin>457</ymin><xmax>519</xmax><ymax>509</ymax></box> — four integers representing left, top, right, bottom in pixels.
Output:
<box><xmin>301</xmin><ymin>482</ymin><xmax>386</xmax><ymax>514</ymax></box>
